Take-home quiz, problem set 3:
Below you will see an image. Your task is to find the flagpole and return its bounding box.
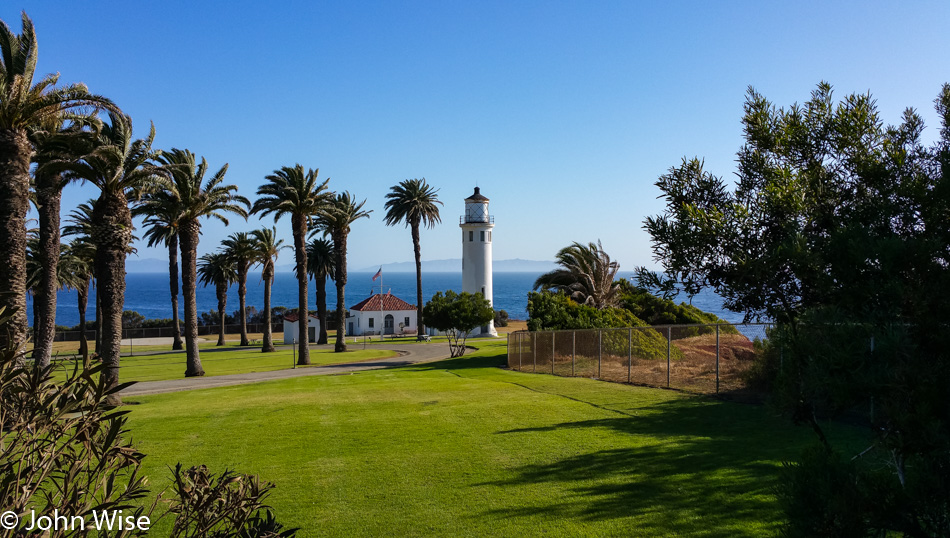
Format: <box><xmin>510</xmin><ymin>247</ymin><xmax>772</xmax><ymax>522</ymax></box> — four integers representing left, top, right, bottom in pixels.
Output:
<box><xmin>379</xmin><ymin>268</ymin><xmax>384</xmax><ymax>341</ymax></box>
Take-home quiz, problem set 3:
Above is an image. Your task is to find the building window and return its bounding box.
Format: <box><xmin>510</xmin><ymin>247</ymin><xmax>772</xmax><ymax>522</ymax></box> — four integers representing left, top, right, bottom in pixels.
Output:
<box><xmin>404</xmin><ymin>317</ymin><xmax>410</xmax><ymax>326</ymax></box>
<box><xmin>368</xmin><ymin>318</ymin><xmax>374</xmax><ymax>328</ymax></box>
<box><xmin>468</xmin><ymin>231</ymin><xmax>473</xmax><ymax>242</ymax></box>
<box><xmin>481</xmin><ymin>286</ymin><xmax>485</xmax><ymax>296</ymax></box>
<box><xmin>480</xmin><ymin>230</ymin><xmax>485</xmax><ymax>241</ymax></box>
<box><xmin>489</xmin><ymin>231</ymin><xmax>491</xmax><ymax>242</ymax></box>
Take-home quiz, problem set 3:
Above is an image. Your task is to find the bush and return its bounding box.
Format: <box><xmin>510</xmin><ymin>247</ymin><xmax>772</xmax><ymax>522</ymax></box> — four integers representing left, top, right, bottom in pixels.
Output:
<box><xmin>493</xmin><ymin>309</ymin><xmax>509</xmax><ymax>327</ymax></box>
<box><xmin>526</xmin><ymin>291</ymin><xmax>680</xmax><ymax>361</ymax></box>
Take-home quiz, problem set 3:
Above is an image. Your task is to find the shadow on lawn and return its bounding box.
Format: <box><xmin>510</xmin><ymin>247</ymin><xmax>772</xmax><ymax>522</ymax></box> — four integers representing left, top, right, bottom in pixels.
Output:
<box><xmin>478</xmin><ymin>398</ymin><xmax>803</xmax><ymax>537</ymax></box>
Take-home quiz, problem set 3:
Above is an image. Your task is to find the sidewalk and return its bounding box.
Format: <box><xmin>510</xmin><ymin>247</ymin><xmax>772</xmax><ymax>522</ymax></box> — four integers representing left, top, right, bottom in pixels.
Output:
<box><xmin>120</xmin><ymin>342</ymin><xmax>451</xmax><ymax>397</ymax></box>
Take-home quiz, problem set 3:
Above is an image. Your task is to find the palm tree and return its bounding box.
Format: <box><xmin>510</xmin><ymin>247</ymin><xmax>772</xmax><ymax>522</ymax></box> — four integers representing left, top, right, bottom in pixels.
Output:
<box><xmin>305</xmin><ymin>237</ymin><xmax>335</xmax><ymax>345</ymax></box>
<box><xmin>533</xmin><ymin>240</ymin><xmax>622</xmax><ymax>309</ymax></box>
<box><xmin>314</xmin><ymin>192</ymin><xmax>372</xmax><ymax>352</ymax></box>
<box><xmin>252</xmin><ymin>165</ymin><xmax>331</xmax><ymax>365</ymax></box>
<box><xmin>62</xmin><ymin>200</ymin><xmax>99</xmax><ymax>354</ymax></box>
<box><xmin>29</xmin><ymin>115</ymin><xmax>98</xmax><ymax>367</ymax></box>
<box><xmin>221</xmin><ymin>232</ymin><xmax>256</xmax><ymax>347</ymax></box>
<box><xmin>251</xmin><ymin>227</ymin><xmax>286</xmax><ymax>352</ymax></box>
<box><xmin>0</xmin><ymin>13</ymin><xmax>116</xmax><ymax>352</ymax></box>
<box><xmin>157</xmin><ymin>148</ymin><xmax>248</xmax><ymax>376</ymax></box>
<box><xmin>59</xmin><ymin>239</ymin><xmax>95</xmax><ymax>359</ymax></box>
<box><xmin>133</xmin><ymin>190</ymin><xmax>184</xmax><ymax>350</ymax></box>
<box><xmin>383</xmin><ymin>178</ymin><xmax>442</xmax><ymax>339</ymax></box>
<box><xmin>197</xmin><ymin>252</ymin><xmax>237</xmax><ymax>347</ymax></box>
<box><xmin>63</xmin><ymin>113</ymin><xmax>164</xmax><ymax>401</ymax></box>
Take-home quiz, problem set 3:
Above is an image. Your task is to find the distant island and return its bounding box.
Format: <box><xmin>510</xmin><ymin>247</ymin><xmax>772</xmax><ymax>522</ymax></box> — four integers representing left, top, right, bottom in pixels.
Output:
<box><xmin>126</xmin><ymin>257</ymin><xmax>556</xmax><ymax>274</ymax></box>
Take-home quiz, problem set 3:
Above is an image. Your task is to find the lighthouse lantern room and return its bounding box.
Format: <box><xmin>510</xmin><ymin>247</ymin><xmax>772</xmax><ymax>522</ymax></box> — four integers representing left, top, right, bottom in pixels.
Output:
<box><xmin>460</xmin><ymin>187</ymin><xmax>497</xmax><ymax>336</ymax></box>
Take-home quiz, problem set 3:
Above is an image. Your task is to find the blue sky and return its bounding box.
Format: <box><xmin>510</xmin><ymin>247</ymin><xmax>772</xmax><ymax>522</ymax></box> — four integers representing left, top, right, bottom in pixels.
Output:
<box><xmin>7</xmin><ymin>1</ymin><xmax>950</xmax><ymax>271</ymax></box>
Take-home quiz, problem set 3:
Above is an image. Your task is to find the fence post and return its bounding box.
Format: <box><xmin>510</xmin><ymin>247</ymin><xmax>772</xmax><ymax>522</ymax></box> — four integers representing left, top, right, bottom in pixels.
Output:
<box><xmin>715</xmin><ymin>324</ymin><xmax>720</xmax><ymax>394</ymax></box>
<box><xmin>628</xmin><ymin>327</ymin><xmax>632</xmax><ymax>384</ymax></box>
<box><xmin>572</xmin><ymin>330</ymin><xmax>576</xmax><ymax>377</ymax></box>
<box><xmin>506</xmin><ymin>332</ymin><xmax>510</xmax><ymax>368</ymax></box>
<box><xmin>519</xmin><ymin>332</ymin><xmax>523</xmax><ymax>371</ymax></box>
<box><xmin>598</xmin><ymin>329</ymin><xmax>602</xmax><ymax>379</ymax></box>
<box><xmin>667</xmin><ymin>326</ymin><xmax>671</xmax><ymax>388</ymax></box>
<box><xmin>533</xmin><ymin>333</ymin><xmax>537</xmax><ymax>373</ymax></box>
<box><xmin>552</xmin><ymin>331</ymin><xmax>556</xmax><ymax>375</ymax></box>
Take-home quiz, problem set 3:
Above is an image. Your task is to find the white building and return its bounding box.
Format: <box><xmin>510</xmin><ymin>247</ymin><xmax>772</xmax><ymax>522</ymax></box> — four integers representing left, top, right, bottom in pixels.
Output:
<box><xmin>346</xmin><ymin>292</ymin><xmax>418</xmax><ymax>336</ymax></box>
<box><xmin>460</xmin><ymin>187</ymin><xmax>497</xmax><ymax>336</ymax></box>
<box><xmin>282</xmin><ymin>312</ymin><xmax>321</xmax><ymax>344</ymax></box>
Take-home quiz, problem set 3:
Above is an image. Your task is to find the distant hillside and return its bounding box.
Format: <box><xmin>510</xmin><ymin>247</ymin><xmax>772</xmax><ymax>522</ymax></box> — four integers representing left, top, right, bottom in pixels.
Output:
<box><xmin>126</xmin><ymin>258</ymin><xmax>168</xmax><ymax>273</ymax></box>
<box><xmin>357</xmin><ymin>258</ymin><xmax>556</xmax><ymax>273</ymax></box>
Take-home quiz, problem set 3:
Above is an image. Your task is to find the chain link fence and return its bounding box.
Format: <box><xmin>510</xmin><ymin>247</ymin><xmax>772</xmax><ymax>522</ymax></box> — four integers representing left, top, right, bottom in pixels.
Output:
<box><xmin>507</xmin><ymin>323</ymin><xmax>772</xmax><ymax>398</ymax></box>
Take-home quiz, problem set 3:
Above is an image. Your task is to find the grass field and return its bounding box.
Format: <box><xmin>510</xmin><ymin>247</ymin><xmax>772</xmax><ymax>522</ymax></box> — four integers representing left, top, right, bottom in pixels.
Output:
<box><xmin>50</xmin><ymin>346</ymin><xmax>398</xmax><ymax>383</ymax></box>
<box><xmin>124</xmin><ymin>339</ymin><xmax>862</xmax><ymax>536</ymax></box>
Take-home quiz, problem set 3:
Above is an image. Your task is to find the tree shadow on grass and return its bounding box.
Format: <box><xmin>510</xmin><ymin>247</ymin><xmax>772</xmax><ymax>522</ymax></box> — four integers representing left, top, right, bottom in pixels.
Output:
<box><xmin>476</xmin><ymin>398</ymin><xmax>809</xmax><ymax>537</ymax></box>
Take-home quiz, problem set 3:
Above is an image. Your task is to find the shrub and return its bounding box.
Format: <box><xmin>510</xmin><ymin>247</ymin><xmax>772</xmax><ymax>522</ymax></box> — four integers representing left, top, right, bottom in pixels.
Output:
<box><xmin>493</xmin><ymin>309</ymin><xmax>509</xmax><ymax>327</ymax></box>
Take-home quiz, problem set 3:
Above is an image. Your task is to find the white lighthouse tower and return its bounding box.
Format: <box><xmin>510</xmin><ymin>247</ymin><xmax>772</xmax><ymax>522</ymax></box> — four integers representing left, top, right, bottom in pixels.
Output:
<box><xmin>460</xmin><ymin>187</ymin><xmax>497</xmax><ymax>336</ymax></box>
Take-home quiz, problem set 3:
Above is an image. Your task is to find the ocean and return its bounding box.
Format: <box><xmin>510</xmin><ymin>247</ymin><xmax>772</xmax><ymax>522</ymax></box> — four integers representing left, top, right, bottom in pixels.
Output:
<box><xmin>26</xmin><ymin>271</ymin><xmax>742</xmax><ymax>328</ymax></box>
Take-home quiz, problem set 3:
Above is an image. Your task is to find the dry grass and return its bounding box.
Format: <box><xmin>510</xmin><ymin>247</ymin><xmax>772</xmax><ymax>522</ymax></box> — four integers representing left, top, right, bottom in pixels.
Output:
<box><xmin>513</xmin><ymin>331</ymin><xmax>758</xmax><ymax>395</ymax></box>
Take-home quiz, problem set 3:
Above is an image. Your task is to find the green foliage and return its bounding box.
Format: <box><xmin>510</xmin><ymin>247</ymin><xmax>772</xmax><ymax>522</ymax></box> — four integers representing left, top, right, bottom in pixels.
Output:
<box><xmin>423</xmin><ymin>291</ymin><xmax>494</xmax><ymax>357</ymax></box>
<box><xmin>526</xmin><ymin>291</ymin><xmax>679</xmax><ymax>361</ymax></box>
<box><xmin>165</xmin><ymin>464</ymin><xmax>298</xmax><ymax>537</ymax></box>
<box><xmin>493</xmin><ymin>309</ymin><xmax>509</xmax><ymax>327</ymax></box>
<box><xmin>616</xmin><ymin>280</ymin><xmax>738</xmax><ymax>337</ymax></box>
<box><xmin>534</xmin><ymin>240</ymin><xmax>621</xmax><ymax>309</ymax></box>
<box><xmin>122</xmin><ymin>309</ymin><xmax>146</xmax><ymax>328</ymax></box>
<box><xmin>641</xmin><ymin>82</ymin><xmax>950</xmax><ymax>534</ymax></box>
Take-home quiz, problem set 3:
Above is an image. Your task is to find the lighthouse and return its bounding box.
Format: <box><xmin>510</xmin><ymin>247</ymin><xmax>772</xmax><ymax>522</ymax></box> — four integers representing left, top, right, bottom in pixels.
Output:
<box><xmin>460</xmin><ymin>187</ymin><xmax>497</xmax><ymax>336</ymax></box>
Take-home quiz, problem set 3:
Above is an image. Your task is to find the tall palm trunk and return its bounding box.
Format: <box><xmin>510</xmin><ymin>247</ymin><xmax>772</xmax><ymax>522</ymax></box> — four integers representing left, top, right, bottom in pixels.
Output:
<box><xmin>333</xmin><ymin>231</ymin><xmax>348</xmax><ymax>353</ymax></box>
<box><xmin>215</xmin><ymin>281</ymin><xmax>227</xmax><ymax>346</ymax></box>
<box><xmin>292</xmin><ymin>215</ymin><xmax>310</xmax><ymax>364</ymax></box>
<box><xmin>77</xmin><ymin>279</ymin><xmax>89</xmax><ymax>360</ymax></box>
<box><xmin>167</xmin><ymin>236</ymin><xmax>183</xmax><ymax>350</ymax></box>
<box><xmin>32</xmin><ymin>178</ymin><xmax>63</xmax><ymax>367</ymax></box>
<box><xmin>237</xmin><ymin>265</ymin><xmax>249</xmax><ymax>346</ymax></box>
<box><xmin>316</xmin><ymin>275</ymin><xmax>329</xmax><ymax>345</ymax></box>
<box><xmin>261</xmin><ymin>263</ymin><xmax>274</xmax><ymax>352</ymax></box>
<box><xmin>0</xmin><ymin>128</ymin><xmax>31</xmax><ymax>360</ymax></box>
<box><xmin>411</xmin><ymin>220</ymin><xmax>426</xmax><ymax>338</ymax></box>
<box><xmin>92</xmin><ymin>191</ymin><xmax>132</xmax><ymax>405</ymax></box>
<box><xmin>179</xmin><ymin>219</ymin><xmax>204</xmax><ymax>376</ymax></box>
<box><xmin>94</xmin><ymin>280</ymin><xmax>102</xmax><ymax>354</ymax></box>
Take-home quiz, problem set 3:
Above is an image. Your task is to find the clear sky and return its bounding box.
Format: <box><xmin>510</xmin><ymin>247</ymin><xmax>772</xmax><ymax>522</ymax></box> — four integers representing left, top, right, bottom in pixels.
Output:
<box><xmin>6</xmin><ymin>1</ymin><xmax>950</xmax><ymax>271</ymax></box>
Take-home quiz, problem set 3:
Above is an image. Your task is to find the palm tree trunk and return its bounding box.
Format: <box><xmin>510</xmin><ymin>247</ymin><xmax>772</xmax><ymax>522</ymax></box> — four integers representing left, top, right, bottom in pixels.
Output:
<box><xmin>411</xmin><ymin>221</ymin><xmax>426</xmax><ymax>339</ymax></box>
<box><xmin>179</xmin><ymin>219</ymin><xmax>204</xmax><ymax>376</ymax></box>
<box><xmin>292</xmin><ymin>215</ymin><xmax>310</xmax><ymax>365</ymax></box>
<box><xmin>215</xmin><ymin>281</ymin><xmax>227</xmax><ymax>346</ymax></box>
<box><xmin>168</xmin><ymin>236</ymin><xmax>183</xmax><ymax>350</ymax></box>
<box><xmin>32</xmin><ymin>179</ymin><xmax>62</xmax><ymax>367</ymax></box>
<box><xmin>261</xmin><ymin>264</ymin><xmax>274</xmax><ymax>352</ymax></box>
<box><xmin>316</xmin><ymin>275</ymin><xmax>328</xmax><ymax>345</ymax></box>
<box><xmin>238</xmin><ymin>266</ymin><xmax>249</xmax><ymax>346</ymax></box>
<box><xmin>0</xmin><ymin>128</ymin><xmax>31</xmax><ymax>361</ymax></box>
<box><xmin>94</xmin><ymin>280</ymin><xmax>102</xmax><ymax>354</ymax></box>
<box><xmin>334</xmin><ymin>230</ymin><xmax>348</xmax><ymax>353</ymax></box>
<box><xmin>92</xmin><ymin>191</ymin><xmax>132</xmax><ymax>405</ymax></box>
<box><xmin>77</xmin><ymin>279</ymin><xmax>89</xmax><ymax>360</ymax></box>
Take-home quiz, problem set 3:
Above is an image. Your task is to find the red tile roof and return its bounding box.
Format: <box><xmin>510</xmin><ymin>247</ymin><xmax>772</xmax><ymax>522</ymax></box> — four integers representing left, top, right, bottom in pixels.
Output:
<box><xmin>350</xmin><ymin>293</ymin><xmax>417</xmax><ymax>312</ymax></box>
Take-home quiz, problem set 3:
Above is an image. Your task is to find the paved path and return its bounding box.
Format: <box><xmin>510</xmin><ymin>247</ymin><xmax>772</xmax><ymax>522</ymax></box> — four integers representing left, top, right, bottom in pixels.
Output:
<box><xmin>120</xmin><ymin>343</ymin><xmax>451</xmax><ymax>397</ymax></box>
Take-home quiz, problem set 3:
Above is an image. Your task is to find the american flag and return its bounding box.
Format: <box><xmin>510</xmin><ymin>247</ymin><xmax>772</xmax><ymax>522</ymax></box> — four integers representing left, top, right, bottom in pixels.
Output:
<box><xmin>372</xmin><ymin>267</ymin><xmax>382</xmax><ymax>282</ymax></box>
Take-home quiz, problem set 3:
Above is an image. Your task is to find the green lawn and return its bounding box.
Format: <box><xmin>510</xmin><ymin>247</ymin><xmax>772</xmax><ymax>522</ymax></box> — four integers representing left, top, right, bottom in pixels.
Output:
<box><xmin>125</xmin><ymin>340</ymin><xmax>862</xmax><ymax>536</ymax></box>
<box><xmin>51</xmin><ymin>347</ymin><xmax>397</xmax><ymax>383</ymax></box>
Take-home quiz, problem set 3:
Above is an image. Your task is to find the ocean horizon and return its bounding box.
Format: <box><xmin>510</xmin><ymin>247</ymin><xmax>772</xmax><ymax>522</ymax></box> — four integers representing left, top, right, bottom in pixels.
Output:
<box><xmin>26</xmin><ymin>271</ymin><xmax>741</xmax><ymax>329</ymax></box>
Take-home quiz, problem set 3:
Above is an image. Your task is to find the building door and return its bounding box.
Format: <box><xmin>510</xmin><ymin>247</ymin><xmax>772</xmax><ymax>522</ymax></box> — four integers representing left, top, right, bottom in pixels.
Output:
<box><xmin>384</xmin><ymin>314</ymin><xmax>395</xmax><ymax>335</ymax></box>
<box><xmin>348</xmin><ymin>322</ymin><xmax>354</xmax><ymax>335</ymax></box>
